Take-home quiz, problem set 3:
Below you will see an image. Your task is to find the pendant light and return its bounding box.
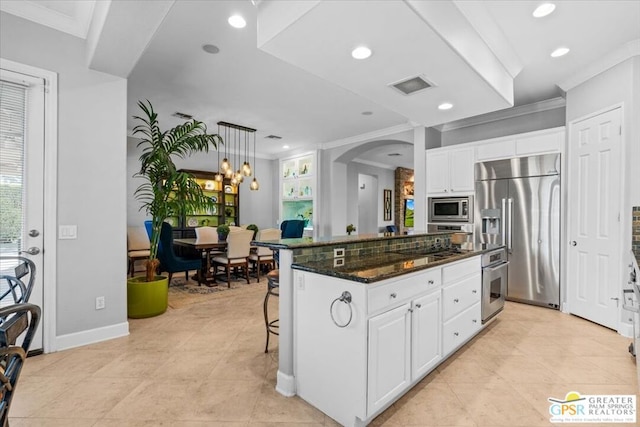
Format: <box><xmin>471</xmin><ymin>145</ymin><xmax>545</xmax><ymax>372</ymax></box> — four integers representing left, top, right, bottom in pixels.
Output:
<box><xmin>216</xmin><ymin>121</ymin><xmax>259</xmax><ymax>191</ymax></box>
<box><xmin>250</xmin><ymin>131</ymin><xmax>259</xmax><ymax>190</ymax></box>
<box><xmin>214</xmin><ymin>124</ymin><xmax>224</xmax><ymax>182</ymax></box>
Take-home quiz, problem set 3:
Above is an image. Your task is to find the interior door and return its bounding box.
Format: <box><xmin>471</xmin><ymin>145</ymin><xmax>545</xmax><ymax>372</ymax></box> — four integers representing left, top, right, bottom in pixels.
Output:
<box><xmin>0</xmin><ymin>69</ymin><xmax>45</xmax><ymax>351</ymax></box>
<box><xmin>567</xmin><ymin>107</ymin><xmax>621</xmax><ymax>329</ymax></box>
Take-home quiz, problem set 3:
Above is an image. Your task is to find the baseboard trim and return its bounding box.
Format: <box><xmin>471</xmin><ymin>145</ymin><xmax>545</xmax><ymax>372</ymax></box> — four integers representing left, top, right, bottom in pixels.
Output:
<box><xmin>618</xmin><ymin>323</ymin><xmax>633</xmax><ymax>338</ymax></box>
<box><xmin>55</xmin><ymin>321</ymin><xmax>129</xmax><ymax>351</ymax></box>
<box><xmin>276</xmin><ymin>370</ymin><xmax>296</xmax><ymax>397</ymax></box>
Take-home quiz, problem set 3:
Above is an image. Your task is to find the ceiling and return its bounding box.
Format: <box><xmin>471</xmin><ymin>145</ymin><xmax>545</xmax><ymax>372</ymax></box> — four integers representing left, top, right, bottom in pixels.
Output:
<box><xmin>2</xmin><ymin>0</ymin><xmax>639</xmax><ymax>168</ymax></box>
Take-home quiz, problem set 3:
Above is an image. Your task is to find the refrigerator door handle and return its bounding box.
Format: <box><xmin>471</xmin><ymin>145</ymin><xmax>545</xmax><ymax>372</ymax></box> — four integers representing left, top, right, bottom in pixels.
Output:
<box><xmin>507</xmin><ymin>198</ymin><xmax>513</xmax><ymax>253</ymax></box>
<box><xmin>501</xmin><ymin>198</ymin><xmax>507</xmax><ymax>246</ymax></box>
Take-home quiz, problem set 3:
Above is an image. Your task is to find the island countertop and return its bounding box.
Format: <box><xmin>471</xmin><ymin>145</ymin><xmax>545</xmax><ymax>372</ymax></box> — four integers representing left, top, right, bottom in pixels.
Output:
<box><xmin>252</xmin><ymin>231</ymin><xmax>451</xmax><ymax>250</ymax></box>
<box><xmin>291</xmin><ymin>243</ymin><xmax>505</xmax><ymax>283</ymax></box>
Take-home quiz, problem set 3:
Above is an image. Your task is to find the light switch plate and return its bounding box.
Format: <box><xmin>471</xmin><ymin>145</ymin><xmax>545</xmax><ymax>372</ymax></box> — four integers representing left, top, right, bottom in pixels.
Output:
<box><xmin>333</xmin><ymin>258</ymin><xmax>345</xmax><ymax>267</ymax></box>
<box><xmin>334</xmin><ymin>248</ymin><xmax>345</xmax><ymax>258</ymax></box>
<box><xmin>59</xmin><ymin>225</ymin><xmax>77</xmax><ymax>239</ymax></box>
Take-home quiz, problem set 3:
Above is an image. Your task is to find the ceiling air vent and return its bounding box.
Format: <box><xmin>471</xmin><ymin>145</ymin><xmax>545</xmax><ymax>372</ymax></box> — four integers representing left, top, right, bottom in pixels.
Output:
<box><xmin>265</xmin><ymin>135</ymin><xmax>282</xmax><ymax>140</ymax></box>
<box><xmin>172</xmin><ymin>112</ymin><xmax>193</xmax><ymax>120</ymax></box>
<box><xmin>389</xmin><ymin>75</ymin><xmax>434</xmax><ymax>96</ymax></box>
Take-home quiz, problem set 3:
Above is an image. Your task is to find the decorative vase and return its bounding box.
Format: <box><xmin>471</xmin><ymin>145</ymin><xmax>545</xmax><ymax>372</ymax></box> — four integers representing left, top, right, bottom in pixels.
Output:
<box><xmin>127</xmin><ymin>275</ymin><xmax>169</xmax><ymax>318</ymax></box>
<box><xmin>218</xmin><ymin>233</ymin><xmax>228</xmax><ymax>242</ymax></box>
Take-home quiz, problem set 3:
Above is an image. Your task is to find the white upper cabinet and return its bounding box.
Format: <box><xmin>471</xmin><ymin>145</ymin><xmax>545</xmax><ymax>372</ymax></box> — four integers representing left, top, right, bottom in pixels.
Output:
<box><xmin>426</xmin><ymin>147</ymin><xmax>474</xmax><ymax>195</ymax></box>
<box><xmin>475</xmin><ymin>127</ymin><xmax>565</xmax><ymax>161</ymax></box>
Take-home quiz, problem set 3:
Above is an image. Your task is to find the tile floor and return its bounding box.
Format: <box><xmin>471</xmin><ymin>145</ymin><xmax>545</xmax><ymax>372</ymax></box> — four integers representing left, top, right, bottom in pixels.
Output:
<box><xmin>11</xmin><ymin>283</ymin><xmax>639</xmax><ymax>426</ymax></box>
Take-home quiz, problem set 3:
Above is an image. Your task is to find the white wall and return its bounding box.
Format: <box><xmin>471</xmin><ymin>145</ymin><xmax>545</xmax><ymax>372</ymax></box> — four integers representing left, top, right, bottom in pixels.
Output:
<box><xmin>565</xmin><ymin>57</ymin><xmax>640</xmax><ymax>329</ymax></box>
<box><xmin>348</xmin><ymin>162</ymin><xmax>395</xmax><ymax>232</ymax></box>
<box><xmin>357</xmin><ymin>173</ymin><xmax>378</xmax><ymax>234</ymax></box>
<box><xmin>440</xmin><ymin>107</ymin><xmax>566</xmax><ymax>147</ymax></box>
<box><xmin>1</xmin><ymin>12</ymin><xmax>128</xmax><ymax>339</ymax></box>
<box><xmin>127</xmin><ymin>136</ymin><xmax>276</xmax><ymax>230</ymax></box>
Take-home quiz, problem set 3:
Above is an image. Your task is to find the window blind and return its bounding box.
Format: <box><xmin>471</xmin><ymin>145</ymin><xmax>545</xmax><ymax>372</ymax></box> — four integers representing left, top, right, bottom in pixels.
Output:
<box><xmin>0</xmin><ymin>80</ymin><xmax>26</xmax><ymax>249</ymax></box>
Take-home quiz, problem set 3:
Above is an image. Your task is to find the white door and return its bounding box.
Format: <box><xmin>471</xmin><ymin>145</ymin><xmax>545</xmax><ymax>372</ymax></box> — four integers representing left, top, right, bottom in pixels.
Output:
<box><xmin>0</xmin><ymin>69</ymin><xmax>46</xmax><ymax>351</ymax></box>
<box><xmin>411</xmin><ymin>291</ymin><xmax>441</xmax><ymax>380</ymax></box>
<box><xmin>367</xmin><ymin>303</ymin><xmax>411</xmax><ymax>416</ymax></box>
<box><xmin>567</xmin><ymin>107</ymin><xmax>622</xmax><ymax>329</ymax></box>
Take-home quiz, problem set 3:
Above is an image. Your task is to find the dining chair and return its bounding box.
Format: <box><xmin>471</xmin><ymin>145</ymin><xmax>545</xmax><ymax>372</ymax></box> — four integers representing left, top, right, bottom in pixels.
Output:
<box><xmin>144</xmin><ymin>221</ymin><xmax>201</xmax><ymax>285</ymax></box>
<box><xmin>211</xmin><ymin>229</ymin><xmax>253</xmax><ymax>287</ymax></box>
<box><xmin>249</xmin><ymin>228</ymin><xmax>281</xmax><ymax>282</ymax></box>
<box><xmin>0</xmin><ymin>256</ymin><xmax>36</xmax><ymax>304</ymax></box>
<box><xmin>0</xmin><ymin>302</ymin><xmax>41</xmax><ymax>426</ymax></box>
<box><xmin>280</xmin><ymin>219</ymin><xmax>305</xmax><ymax>238</ymax></box>
<box><xmin>127</xmin><ymin>226</ymin><xmax>151</xmax><ymax>277</ymax></box>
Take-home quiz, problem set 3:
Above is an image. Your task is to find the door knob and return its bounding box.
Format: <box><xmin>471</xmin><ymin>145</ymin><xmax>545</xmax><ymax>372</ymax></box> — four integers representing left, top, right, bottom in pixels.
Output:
<box><xmin>28</xmin><ymin>229</ymin><xmax>40</xmax><ymax>237</ymax></box>
<box><xmin>21</xmin><ymin>247</ymin><xmax>40</xmax><ymax>255</ymax></box>
<box><xmin>570</xmin><ymin>241</ymin><xmax>577</xmax><ymax>246</ymax></box>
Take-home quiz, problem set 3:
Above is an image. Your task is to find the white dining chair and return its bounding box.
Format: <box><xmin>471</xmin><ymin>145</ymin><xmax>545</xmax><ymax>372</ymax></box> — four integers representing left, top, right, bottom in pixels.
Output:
<box><xmin>249</xmin><ymin>228</ymin><xmax>281</xmax><ymax>282</ymax></box>
<box><xmin>211</xmin><ymin>229</ymin><xmax>254</xmax><ymax>287</ymax></box>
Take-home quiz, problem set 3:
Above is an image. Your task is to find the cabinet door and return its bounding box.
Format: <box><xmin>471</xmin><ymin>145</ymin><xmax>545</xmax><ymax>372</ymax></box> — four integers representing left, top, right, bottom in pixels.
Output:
<box><xmin>411</xmin><ymin>291</ymin><xmax>441</xmax><ymax>381</ymax></box>
<box><xmin>442</xmin><ymin>302</ymin><xmax>481</xmax><ymax>356</ymax></box>
<box><xmin>448</xmin><ymin>148</ymin><xmax>475</xmax><ymax>193</ymax></box>
<box><xmin>426</xmin><ymin>151</ymin><xmax>449</xmax><ymax>194</ymax></box>
<box><xmin>368</xmin><ymin>303</ymin><xmax>411</xmax><ymax>416</ymax></box>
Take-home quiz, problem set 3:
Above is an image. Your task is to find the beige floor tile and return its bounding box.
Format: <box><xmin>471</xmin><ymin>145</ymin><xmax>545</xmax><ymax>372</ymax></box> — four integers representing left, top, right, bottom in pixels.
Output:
<box><xmin>9</xmin><ymin>418</ymin><xmax>98</xmax><ymax>426</ymax></box>
<box><xmin>208</xmin><ymin>349</ymin><xmax>273</xmax><ymax>381</ymax></box>
<box><xmin>34</xmin><ymin>377</ymin><xmax>140</xmax><ymax>419</ymax></box>
<box><xmin>535</xmin><ymin>355</ymin><xmax>627</xmax><ymax>384</ymax></box>
<box><xmin>96</xmin><ymin>421</ymin><xmax>248</xmax><ymax>427</ymax></box>
<box><xmin>488</xmin><ymin>355</ymin><xmax>560</xmax><ymax>384</ymax></box>
<box><xmin>185</xmin><ymin>379</ymin><xmax>263</xmax><ymax>422</ymax></box>
<box><xmin>436</xmin><ymin>353</ymin><xmax>502</xmax><ymax>384</ymax></box>
<box><xmin>21</xmin><ymin>351</ymin><xmax>70</xmax><ymax>376</ymax></box>
<box><xmin>250</xmin><ymin>383</ymin><xmax>326</xmax><ymax>424</ymax></box>
<box><xmin>449</xmin><ymin>381</ymin><xmax>549</xmax><ymax>426</ymax></box>
<box><xmin>92</xmin><ymin>349</ymin><xmax>173</xmax><ymax>378</ymax></box>
<box><xmin>9</xmin><ymin>375</ymin><xmax>83</xmax><ymax>417</ymax></box>
<box><xmin>29</xmin><ymin>348</ymin><xmax>122</xmax><ymax>378</ymax></box>
<box><xmin>385</xmin><ymin>382</ymin><xmax>476</xmax><ymax>426</ymax></box>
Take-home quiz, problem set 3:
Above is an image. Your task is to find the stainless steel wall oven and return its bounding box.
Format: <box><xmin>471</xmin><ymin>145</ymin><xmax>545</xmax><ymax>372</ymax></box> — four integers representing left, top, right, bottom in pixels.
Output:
<box><xmin>481</xmin><ymin>248</ymin><xmax>508</xmax><ymax>323</ymax></box>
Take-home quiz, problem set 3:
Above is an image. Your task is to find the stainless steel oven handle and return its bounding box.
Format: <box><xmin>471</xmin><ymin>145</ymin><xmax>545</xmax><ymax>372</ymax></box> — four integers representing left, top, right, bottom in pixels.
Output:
<box><xmin>483</xmin><ymin>261</ymin><xmax>509</xmax><ymax>272</ymax></box>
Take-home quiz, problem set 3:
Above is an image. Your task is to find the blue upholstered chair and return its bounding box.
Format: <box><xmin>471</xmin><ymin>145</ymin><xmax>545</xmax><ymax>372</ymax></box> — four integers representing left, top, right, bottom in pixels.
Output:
<box><xmin>386</xmin><ymin>225</ymin><xmax>398</xmax><ymax>233</ymax></box>
<box><xmin>280</xmin><ymin>219</ymin><xmax>305</xmax><ymax>238</ymax></box>
<box><xmin>144</xmin><ymin>221</ymin><xmax>201</xmax><ymax>285</ymax></box>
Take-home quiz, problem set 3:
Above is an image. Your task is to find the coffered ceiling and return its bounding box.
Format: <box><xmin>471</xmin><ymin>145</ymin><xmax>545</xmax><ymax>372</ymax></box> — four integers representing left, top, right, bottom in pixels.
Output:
<box><xmin>2</xmin><ymin>0</ymin><xmax>639</xmax><ymax>167</ymax></box>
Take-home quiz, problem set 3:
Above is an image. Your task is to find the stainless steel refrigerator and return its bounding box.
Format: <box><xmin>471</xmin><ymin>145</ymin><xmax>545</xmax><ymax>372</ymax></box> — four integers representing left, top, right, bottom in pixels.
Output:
<box><xmin>474</xmin><ymin>154</ymin><xmax>561</xmax><ymax>309</ymax></box>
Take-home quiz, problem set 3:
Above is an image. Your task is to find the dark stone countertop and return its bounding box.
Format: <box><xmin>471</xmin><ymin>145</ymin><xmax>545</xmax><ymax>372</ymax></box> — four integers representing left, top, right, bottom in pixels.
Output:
<box><xmin>252</xmin><ymin>231</ymin><xmax>451</xmax><ymax>250</ymax></box>
<box><xmin>292</xmin><ymin>244</ymin><xmax>505</xmax><ymax>284</ymax></box>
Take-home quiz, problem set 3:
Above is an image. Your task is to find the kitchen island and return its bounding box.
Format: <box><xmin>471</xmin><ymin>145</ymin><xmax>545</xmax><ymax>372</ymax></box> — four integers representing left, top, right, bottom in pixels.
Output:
<box><xmin>254</xmin><ymin>232</ymin><xmax>503</xmax><ymax>426</ymax></box>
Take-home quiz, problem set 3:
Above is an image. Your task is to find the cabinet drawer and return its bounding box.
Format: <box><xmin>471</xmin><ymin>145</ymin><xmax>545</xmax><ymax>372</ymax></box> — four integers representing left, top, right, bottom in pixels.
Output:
<box><xmin>443</xmin><ymin>302</ymin><xmax>481</xmax><ymax>355</ymax></box>
<box><xmin>442</xmin><ymin>274</ymin><xmax>481</xmax><ymax>320</ymax></box>
<box><xmin>368</xmin><ymin>269</ymin><xmax>441</xmax><ymax>314</ymax></box>
<box><xmin>442</xmin><ymin>256</ymin><xmax>480</xmax><ymax>285</ymax></box>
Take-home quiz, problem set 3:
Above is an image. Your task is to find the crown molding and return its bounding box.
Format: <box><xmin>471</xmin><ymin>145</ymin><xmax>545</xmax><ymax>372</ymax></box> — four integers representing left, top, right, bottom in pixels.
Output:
<box><xmin>558</xmin><ymin>38</ymin><xmax>640</xmax><ymax>92</ymax></box>
<box><xmin>322</xmin><ymin>122</ymin><xmax>415</xmax><ymax>150</ymax></box>
<box><xmin>435</xmin><ymin>97</ymin><xmax>566</xmax><ymax>132</ymax></box>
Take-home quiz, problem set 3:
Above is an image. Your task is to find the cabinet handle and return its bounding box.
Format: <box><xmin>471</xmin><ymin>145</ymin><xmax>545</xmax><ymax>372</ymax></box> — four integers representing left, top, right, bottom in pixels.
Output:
<box><xmin>472</xmin><ymin>319</ymin><xmax>477</xmax><ymax>323</ymax></box>
<box><xmin>450</xmin><ymin>188</ymin><xmax>454</xmax><ymax>192</ymax></box>
<box><xmin>444</xmin><ymin>189</ymin><xmax>448</xmax><ymax>192</ymax></box>
<box><xmin>390</xmin><ymin>293</ymin><xmax>397</xmax><ymax>299</ymax></box>
<box><xmin>408</xmin><ymin>308</ymin><xmax>413</xmax><ymax>313</ymax></box>
<box><xmin>454</xmin><ymin>332</ymin><xmax>459</xmax><ymax>336</ymax></box>
<box><xmin>428</xmin><ymin>280</ymin><xmax>434</xmax><ymax>285</ymax></box>
<box><xmin>472</xmin><ymin>290</ymin><xmax>477</xmax><ymax>294</ymax></box>
<box><xmin>454</xmin><ymin>298</ymin><xmax>459</xmax><ymax>303</ymax></box>
<box><xmin>415</xmin><ymin>303</ymin><xmax>422</xmax><ymax>308</ymax></box>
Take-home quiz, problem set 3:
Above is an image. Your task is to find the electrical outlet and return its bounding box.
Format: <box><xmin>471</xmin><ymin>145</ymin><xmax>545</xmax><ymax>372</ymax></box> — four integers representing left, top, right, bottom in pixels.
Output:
<box><xmin>334</xmin><ymin>248</ymin><xmax>345</xmax><ymax>258</ymax></box>
<box><xmin>334</xmin><ymin>258</ymin><xmax>345</xmax><ymax>267</ymax></box>
<box><xmin>95</xmin><ymin>296</ymin><xmax>105</xmax><ymax>310</ymax></box>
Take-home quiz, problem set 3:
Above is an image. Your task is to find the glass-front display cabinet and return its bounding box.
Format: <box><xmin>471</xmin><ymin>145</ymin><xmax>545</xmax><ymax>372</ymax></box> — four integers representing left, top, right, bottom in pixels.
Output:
<box><xmin>279</xmin><ymin>152</ymin><xmax>318</xmax><ymax>237</ymax></box>
<box><xmin>169</xmin><ymin>169</ymin><xmax>240</xmax><ymax>238</ymax></box>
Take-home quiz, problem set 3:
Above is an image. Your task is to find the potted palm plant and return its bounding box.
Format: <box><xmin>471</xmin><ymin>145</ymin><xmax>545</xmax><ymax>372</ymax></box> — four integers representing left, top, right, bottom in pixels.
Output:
<box><xmin>127</xmin><ymin>100</ymin><xmax>222</xmax><ymax>318</ymax></box>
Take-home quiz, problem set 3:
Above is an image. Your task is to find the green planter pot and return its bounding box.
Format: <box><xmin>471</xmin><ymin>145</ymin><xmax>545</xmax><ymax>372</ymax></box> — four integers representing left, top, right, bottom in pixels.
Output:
<box><xmin>127</xmin><ymin>275</ymin><xmax>169</xmax><ymax>318</ymax></box>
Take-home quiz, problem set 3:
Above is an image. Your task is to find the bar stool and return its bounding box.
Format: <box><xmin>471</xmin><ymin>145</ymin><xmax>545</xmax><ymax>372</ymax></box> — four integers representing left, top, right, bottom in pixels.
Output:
<box><xmin>263</xmin><ymin>269</ymin><xmax>279</xmax><ymax>353</ymax></box>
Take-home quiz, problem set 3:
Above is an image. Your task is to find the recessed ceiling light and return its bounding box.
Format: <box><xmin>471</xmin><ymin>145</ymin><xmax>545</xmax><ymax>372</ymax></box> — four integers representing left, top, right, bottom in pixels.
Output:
<box><xmin>228</xmin><ymin>15</ymin><xmax>246</xmax><ymax>28</ymax></box>
<box><xmin>438</xmin><ymin>102</ymin><xmax>453</xmax><ymax>110</ymax></box>
<box><xmin>351</xmin><ymin>46</ymin><xmax>372</xmax><ymax>60</ymax></box>
<box><xmin>533</xmin><ymin>3</ymin><xmax>556</xmax><ymax>18</ymax></box>
<box><xmin>282</xmin><ymin>145</ymin><xmax>290</xmax><ymax>149</ymax></box>
<box><xmin>361</xmin><ymin>111</ymin><xmax>373</xmax><ymax>116</ymax></box>
<box><xmin>202</xmin><ymin>44</ymin><xmax>220</xmax><ymax>54</ymax></box>
<box><xmin>551</xmin><ymin>47</ymin><xmax>570</xmax><ymax>57</ymax></box>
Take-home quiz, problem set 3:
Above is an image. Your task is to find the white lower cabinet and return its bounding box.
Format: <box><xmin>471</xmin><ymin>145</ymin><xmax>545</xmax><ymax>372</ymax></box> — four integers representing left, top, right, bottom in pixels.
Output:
<box><xmin>367</xmin><ymin>303</ymin><xmax>412</xmax><ymax>416</ymax></box>
<box><xmin>443</xmin><ymin>302</ymin><xmax>481</xmax><ymax>355</ymax></box>
<box><xmin>411</xmin><ymin>291</ymin><xmax>442</xmax><ymax>380</ymax></box>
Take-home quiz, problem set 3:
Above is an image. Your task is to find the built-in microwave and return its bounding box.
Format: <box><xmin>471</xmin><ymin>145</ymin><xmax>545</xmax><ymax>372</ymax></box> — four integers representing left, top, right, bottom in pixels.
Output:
<box><xmin>428</xmin><ymin>196</ymin><xmax>473</xmax><ymax>223</ymax></box>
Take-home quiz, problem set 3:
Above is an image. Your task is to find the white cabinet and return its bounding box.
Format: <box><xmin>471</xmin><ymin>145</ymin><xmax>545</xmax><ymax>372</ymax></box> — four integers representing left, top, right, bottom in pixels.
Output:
<box><xmin>475</xmin><ymin>128</ymin><xmax>564</xmax><ymax>161</ymax></box>
<box><xmin>426</xmin><ymin>147</ymin><xmax>474</xmax><ymax>195</ymax></box>
<box><xmin>367</xmin><ymin>303</ymin><xmax>412</xmax><ymax>416</ymax></box>
<box><xmin>411</xmin><ymin>291</ymin><xmax>442</xmax><ymax>380</ymax></box>
<box><xmin>441</xmin><ymin>257</ymin><xmax>481</xmax><ymax>355</ymax></box>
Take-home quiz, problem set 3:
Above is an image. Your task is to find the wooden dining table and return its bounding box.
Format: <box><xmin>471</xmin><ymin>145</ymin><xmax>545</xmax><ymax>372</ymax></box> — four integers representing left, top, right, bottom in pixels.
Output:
<box><xmin>173</xmin><ymin>238</ymin><xmax>227</xmax><ymax>286</ymax></box>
